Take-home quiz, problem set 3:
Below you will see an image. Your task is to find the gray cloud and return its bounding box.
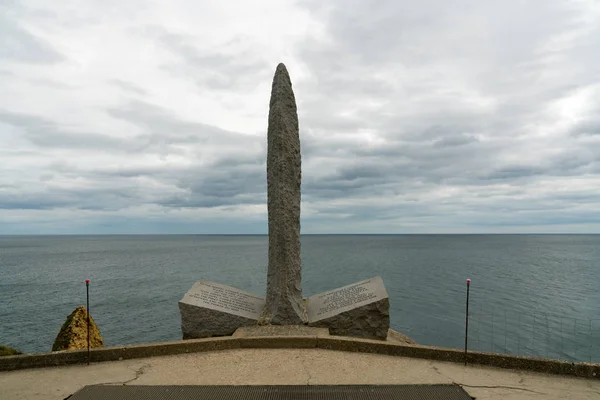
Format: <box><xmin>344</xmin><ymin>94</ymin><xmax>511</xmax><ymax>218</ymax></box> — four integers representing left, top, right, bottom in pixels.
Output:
<box><xmin>0</xmin><ymin>97</ymin><xmax>268</xmax><ymax>213</ymax></box>
<box><xmin>0</xmin><ymin>15</ymin><xmax>63</xmax><ymax>64</ymax></box>
<box><xmin>105</xmin><ymin>99</ymin><xmax>265</xmax><ymax>155</ymax></box>
<box><xmin>109</xmin><ymin>79</ymin><xmax>148</xmax><ymax>96</ymax></box>
<box><xmin>149</xmin><ymin>28</ymin><xmax>271</xmax><ymax>91</ymax></box>
<box><xmin>570</xmin><ymin>117</ymin><xmax>600</xmax><ymax>137</ymax></box>
<box><xmin>292</xmin><ymin>0</ymin><xmax>600</xmax><ymax>215</ymax></box>
<box><xmin>0</xmin><ymin>0</ymin><xmax>599</xmax><ymax>233</ymax></box>
<box><xmin>0</xmin><ymin>110</ymin><xmax>123</xmax><ymax>149</ymax></box>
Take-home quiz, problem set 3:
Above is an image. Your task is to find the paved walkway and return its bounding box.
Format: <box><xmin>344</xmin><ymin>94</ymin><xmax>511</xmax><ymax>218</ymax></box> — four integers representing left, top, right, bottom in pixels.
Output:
<box><xmin>1</xmin><ymin>348</ymin><xmax>599</xmax><ymax>400</ymax></box>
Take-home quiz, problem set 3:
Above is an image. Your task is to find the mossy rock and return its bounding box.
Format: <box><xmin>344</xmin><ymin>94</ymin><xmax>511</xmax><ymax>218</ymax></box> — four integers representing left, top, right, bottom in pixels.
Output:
<box><xmin>0</xmin><ymin>345</ymin><xmax>22</xmax><ymax>356</ymax></box>
<box><xmin>387</xmin><ymin>329</ymin><xmax>417</xmax><ymax>344</ymax></box>
<box><xmin>52</xmin><ymin>306</ymin><xmax>104</xmax><ymax>351</ymax></box>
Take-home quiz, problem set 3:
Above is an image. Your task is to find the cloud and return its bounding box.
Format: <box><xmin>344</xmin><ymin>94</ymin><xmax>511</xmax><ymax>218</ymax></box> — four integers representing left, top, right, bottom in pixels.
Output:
<box><xmin>0</xmin><ymin>109</ymin><xmax>124</xmax><ymax>149</ymax></box>
<box><xmin>0</xmin><ymin>0</ymin><xmax>599</xmax><ymax>233</ymax></box>
<box><xmin>152</xmin><ymin>29</ymin><xmax>271</xmax><ymax>91</ymax></box>
<box><xmin>109</xmin><ymin>79</ymin><xmax>148</xmax><ymax>96</ymax></box>
<box><xmin>0</xmin><ymin>14</ymin><xmax>64</xmax><ymax>64</ymax></box>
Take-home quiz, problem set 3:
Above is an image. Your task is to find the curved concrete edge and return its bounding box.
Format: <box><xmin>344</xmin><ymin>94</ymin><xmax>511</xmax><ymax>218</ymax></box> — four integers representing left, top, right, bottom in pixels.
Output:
<box><xmin>319</xmin><ymin>336</ymin><xmax>600</xmax><ymax>379</ymax></box>
<box><xmin>1</xmin><ymin>335</ymin><xmax>598</xmax><ymax>380</ymax></box>
<box><xmin>0</xmin><ymin>337</ymin><xmax>240</xmax><ymax>372</ymax></box>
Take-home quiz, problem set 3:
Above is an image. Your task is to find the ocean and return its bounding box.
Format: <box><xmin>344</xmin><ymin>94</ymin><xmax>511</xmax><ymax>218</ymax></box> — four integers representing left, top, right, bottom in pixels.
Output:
<box><xmin>0</xmin><ymin>234</ymin><xmax>598</xmax><ymax>362</ymax></box>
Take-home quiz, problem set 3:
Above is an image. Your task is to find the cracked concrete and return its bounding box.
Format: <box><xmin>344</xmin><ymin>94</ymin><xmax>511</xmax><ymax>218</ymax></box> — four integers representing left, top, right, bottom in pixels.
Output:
<box><xmin>459</xmin><ymin>384</ymin><xmax>546</xmax><ymax>395</ymax></box>
<box><xmin>121</xmin><ymin>364</ymin><xmax>151</xmax><ymax>385</ymax></box>
<box><xmin>95</xmin><ymin>363</ymin><xmax>151</xmax><ymax>387</ymax></box>
<box><xmin>1</xmin><ymin>348</ymin><xmax>598</xmax><ymax>400</ymax></box>
<box><xmin>427</xmin><ymin>360</ymin><xmax>549</xmax><ymax>396</ymax></box>
<box><xmin>300</xmin><ymin>353</ymin><xmax>313</xmax><ymax>385</ymax></box>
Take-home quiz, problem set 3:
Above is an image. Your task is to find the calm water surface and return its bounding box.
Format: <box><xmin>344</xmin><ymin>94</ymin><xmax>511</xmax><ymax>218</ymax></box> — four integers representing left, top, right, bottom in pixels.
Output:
<box><xmin>0</xmin><ymin>235</ymin><xmax>598</xmax><ymax>361</ymax></box>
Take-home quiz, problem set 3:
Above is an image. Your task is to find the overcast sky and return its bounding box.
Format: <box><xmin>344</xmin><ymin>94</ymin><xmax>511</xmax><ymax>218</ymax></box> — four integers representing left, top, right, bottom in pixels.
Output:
<box><xmin>1</xmin><ymin>0</ymin><xmax>599</xmax><ymax>234</ymax></box>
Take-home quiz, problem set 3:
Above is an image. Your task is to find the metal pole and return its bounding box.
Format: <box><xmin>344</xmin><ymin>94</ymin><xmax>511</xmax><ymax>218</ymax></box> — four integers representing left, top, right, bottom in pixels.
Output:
<box><xmin>86</xmin><ymin>279</ymin><xmax>90</xmax><ymax>366</ymax></box>
<box><xmin>465</xmin><ymin>278</ymin><xmax>471</xmax><ymax>366</ymax></box>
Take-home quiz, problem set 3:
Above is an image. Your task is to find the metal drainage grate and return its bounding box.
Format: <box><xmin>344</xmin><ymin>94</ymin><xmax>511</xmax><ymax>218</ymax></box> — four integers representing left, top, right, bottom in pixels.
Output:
<box><xmin>66</xmin><ymin>385</ymin><xmax>474</xmax><ymax>400</ymax></box>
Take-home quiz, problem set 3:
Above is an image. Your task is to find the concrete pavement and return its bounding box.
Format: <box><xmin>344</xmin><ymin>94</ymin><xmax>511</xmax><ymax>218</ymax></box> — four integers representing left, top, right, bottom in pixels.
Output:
<box><xmin>1</xmin><ymin>348</ymin><xmax>599</xmax><ymax>400</ymax></box>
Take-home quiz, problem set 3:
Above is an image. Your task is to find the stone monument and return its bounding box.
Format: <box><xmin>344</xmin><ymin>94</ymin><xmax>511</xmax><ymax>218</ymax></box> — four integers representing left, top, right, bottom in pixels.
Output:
<box><xmin>179</xmin><ymin>63</ymin><xmax>390</xmax><ymax>340</ymax></box>
<box><xmin>262</xmin><ymin>63</ymin><xmax>305</xmax><ymax>325</ymax></box>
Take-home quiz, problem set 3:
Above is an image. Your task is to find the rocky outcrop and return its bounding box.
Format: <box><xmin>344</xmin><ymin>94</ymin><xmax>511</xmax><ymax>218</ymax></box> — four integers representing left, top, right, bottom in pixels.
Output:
<box><xmin>387</xmin><ymin>328</ymin><xmax>417</xmax><ymax>344</ymax></box>
<box><xmin>52</xmin><ymin>306</ymin><xmax>104</xmax><ymax>351</ymax></box>
<box><xmin>0</xmin><ymin>345</ymin><xmax>22</xmax><ymax>356</ymax></box>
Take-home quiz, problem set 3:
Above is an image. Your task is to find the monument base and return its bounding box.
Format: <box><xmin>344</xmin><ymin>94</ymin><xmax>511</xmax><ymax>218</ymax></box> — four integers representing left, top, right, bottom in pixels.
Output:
<box><xmin>232</xmin><ymin>325</ymin><xmax>413</xmax><ymax>343</ymax></box>
<box><xmin>179</xmin><ymin>276</ymin><xmax>390</xmax><ymax>341</ymax></box>
<box><xmin>233</xmin><ymin>325</ymin><xmax>328</xmax><ymax>337</ymax></box>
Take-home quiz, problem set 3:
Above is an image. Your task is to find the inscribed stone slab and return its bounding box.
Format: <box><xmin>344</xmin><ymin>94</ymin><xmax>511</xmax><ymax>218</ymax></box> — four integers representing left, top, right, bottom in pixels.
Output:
<box><xmin>307</xmin><ymin>276</ymin><xmax>388</xmax><ymax>322</ymax></box>
<box><xmin>306</xmin><ymin>276</ymin><xmax>390</xmax><ymax>340</ymax></box>
<box><xmin>179</xmin><ymin>281</ymin><xmax>265</xmax><ymax>339</ymax></box>
<box><xmin>182</xmin><ymin>281</ymin><xmax>265</xmax><ymax>319</ymax></box>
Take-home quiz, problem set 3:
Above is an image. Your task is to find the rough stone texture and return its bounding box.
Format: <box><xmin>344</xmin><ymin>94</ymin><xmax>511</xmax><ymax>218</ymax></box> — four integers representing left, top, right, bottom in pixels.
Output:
<box><xmin>264</xmin><ymin>63</ymin><xmax>304</xmax><ymax>325</ymax></box>
<box><xmin>52</xmin><ymin>306</ymin><xmax>104</xmax><ymax>352</ymax></box>
<box><xmin>179</xmin><ymin>303</ymin><xmax>259</xmax><ymax>339</ymax></box>
<box><xmin>179</xmin><ymin>281</ymin><xmax>265</xmax><ymax>339</ymax></box>
<box><xmin>387</xmin><ymin>328</ymin><xmax>417</xmax><ymax>344</ymax></box>
<box><xmin>309</xmin><ymin>298</ymin><xmax>390</xmax><ymax>340</ymax></box>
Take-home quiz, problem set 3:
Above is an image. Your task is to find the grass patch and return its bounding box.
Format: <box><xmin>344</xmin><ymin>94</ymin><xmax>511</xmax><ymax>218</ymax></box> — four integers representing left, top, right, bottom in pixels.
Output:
<box><xmin>0</xmin><ymin>345</ymin><xmax>23</xmax><ymax>356</ymax></box>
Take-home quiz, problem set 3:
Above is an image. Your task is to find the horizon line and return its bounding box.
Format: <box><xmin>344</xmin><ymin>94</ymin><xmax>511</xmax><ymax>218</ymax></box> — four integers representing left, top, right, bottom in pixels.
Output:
<box><xmin>1</xmin><ymin>233</ymin><xmax>599</xmax><ymax>236</ymax></box>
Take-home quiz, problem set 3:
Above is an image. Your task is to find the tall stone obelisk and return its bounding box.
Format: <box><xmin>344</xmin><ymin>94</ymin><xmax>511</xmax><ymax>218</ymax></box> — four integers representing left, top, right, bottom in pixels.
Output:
<box><xmin>264</xmin><ymin>63</ymin><xmax>305</xmax><ymax>325</ymax></box>
<box><xmin>179</xmin><ymin>63</ymin><xmax>390</xmax><ymax>340</ymax></box>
